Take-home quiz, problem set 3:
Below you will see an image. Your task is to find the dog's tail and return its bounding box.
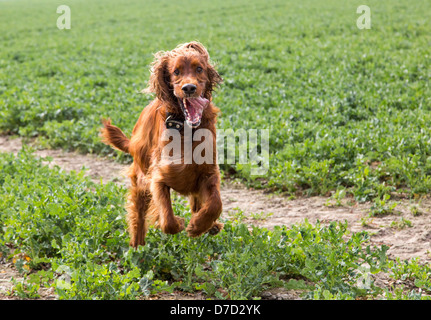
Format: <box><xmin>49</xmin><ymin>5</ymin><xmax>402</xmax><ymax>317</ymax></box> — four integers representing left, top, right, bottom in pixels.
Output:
<box><xmin>101</xmin><ymin>118</ymin><xmax>130</xmax><ymax>154</ymax></box>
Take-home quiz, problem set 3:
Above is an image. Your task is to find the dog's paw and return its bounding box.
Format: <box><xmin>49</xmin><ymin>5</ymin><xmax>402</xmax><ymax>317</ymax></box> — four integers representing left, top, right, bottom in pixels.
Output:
<box><xmin>186</xmin><ymin>221</ymin><xmax>223</xmax><ymax>237</ymax></box>
<box><xmin>176</xmin><ymin>216</ymin><xmax>185</xmax><ymax>231</ymax></box>
<box><xmin>162</xmin><ymin>216</ymin><xmax>185</xmax><ymax>235</ymax></box>
<box><xmin>208</xmin><ymin>222</ymin><xmax>224</xmax><ymax>235</ymax></box>
<box><xmin>129</xmin><ymin>238</ymin><xmax>145</xmax><ymax>249</ymax></box>
<box><xmin>186</xmin><ymin>223</ymin><xmax>205</xmax><ymax>238</ymax></box>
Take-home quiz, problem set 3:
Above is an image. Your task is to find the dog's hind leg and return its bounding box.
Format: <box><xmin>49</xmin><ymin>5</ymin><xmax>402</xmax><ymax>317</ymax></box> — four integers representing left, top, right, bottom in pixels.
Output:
<box><xmin>127</xmin><ymin>186</ymin><xmax>151</xmax><ymax>248</ymax></box>
<box><xmin>126</xmin><ymin>169</ymin><xmax>152</xmax><ymax>248</ymax></box>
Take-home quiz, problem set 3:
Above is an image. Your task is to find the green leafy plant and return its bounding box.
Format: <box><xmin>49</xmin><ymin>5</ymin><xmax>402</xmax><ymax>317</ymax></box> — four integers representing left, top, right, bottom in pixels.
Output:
<box><xmin>250</xmin><ymin>211</ymin><xmax>274</xmax><ymax>221</ymax></box>
<box><xmin>10</xmin><ymin>276</ymin><xmax>40</xmax><ymax>299</ymax></box>
<box><xmin>370</xmin><ymin>194</ymin><xmax>398</xmax><ymax>216</ymax></box>
<box><xmin>390</xmin><ymin>218</ymin><xmax>412</xmax><ymax>230</ymax></box>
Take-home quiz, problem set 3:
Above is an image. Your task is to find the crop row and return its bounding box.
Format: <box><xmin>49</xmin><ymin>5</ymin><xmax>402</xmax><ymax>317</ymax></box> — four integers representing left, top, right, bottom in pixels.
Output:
<box><xmin>1</xmin><ymin>150</ymin><xmax>430</xmax><ymax>299</ymax></box>
<box><xmin>1</xmin><ymin>0</ymin><xmax>430</xmax><ymax>198</ymax></box>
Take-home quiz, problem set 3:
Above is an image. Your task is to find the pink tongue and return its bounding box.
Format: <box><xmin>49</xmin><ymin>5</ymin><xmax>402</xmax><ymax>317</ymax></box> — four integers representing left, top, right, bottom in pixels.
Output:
<box><xmin>188</xmin><ymin>97</ymin><xmax>209</xmax><ymax>110</ymax></box>
<box><xmin>187</xmin><ymin>97</ymin><xmax>209</xmax><ymax>120</ymax></box>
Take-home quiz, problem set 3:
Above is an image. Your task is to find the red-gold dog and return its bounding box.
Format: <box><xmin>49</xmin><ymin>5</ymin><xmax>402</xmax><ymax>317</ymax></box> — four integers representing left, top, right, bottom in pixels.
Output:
<box><xmin>101</xmin><ymin>42</ymin><xmax>223</xmax><ymax>248</ymax></box>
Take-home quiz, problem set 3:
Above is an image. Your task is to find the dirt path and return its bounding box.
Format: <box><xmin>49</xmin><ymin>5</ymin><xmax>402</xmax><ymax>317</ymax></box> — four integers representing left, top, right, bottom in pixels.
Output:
<box><xmin>1</xmin><ymin>135</ymin><xmax>431</xmax><ymax>298</ymax></box>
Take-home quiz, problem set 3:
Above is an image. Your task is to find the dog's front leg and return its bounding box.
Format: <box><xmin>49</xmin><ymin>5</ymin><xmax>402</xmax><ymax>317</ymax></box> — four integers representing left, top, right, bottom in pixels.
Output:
<box><xmin>151</xmin><ymin>179</ymin><xmax>185</xmax><ymax>234</ymax></box>
<box><xmin>186</xmin><ymin>175</ymin><xmax>223</xmax><ymax>237</ymax></box>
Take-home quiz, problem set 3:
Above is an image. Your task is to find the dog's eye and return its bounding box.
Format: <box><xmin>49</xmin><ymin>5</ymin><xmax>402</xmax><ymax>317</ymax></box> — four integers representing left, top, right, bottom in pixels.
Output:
<box><xmin>174</xmin><ymin>69</ymin><xmax>180</xmax><ymax>76</ymax></box>
<box><xmin>196</xmin><ymin>66</ymin><xmax>203</xmax><ymax>73</ymax></box>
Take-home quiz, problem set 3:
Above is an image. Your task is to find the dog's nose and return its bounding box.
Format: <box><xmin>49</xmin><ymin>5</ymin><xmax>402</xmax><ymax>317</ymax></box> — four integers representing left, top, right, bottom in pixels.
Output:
<box><xmin>182</xmin><ymin>83</ymin><xmax>197</xmax><ymax>95</ymax></box>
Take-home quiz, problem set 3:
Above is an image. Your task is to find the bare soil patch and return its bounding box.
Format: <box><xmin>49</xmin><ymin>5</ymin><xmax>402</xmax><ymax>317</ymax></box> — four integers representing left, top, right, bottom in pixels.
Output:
<box><xmin>1</xmin><ymin>135</ymin><xmax>430</xmax><ymax>299</ymax></box>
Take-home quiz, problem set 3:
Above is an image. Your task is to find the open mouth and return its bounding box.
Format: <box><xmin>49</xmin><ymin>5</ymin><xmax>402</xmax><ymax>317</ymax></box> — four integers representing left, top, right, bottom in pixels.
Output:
<box><xmin>179</xmin><ymin>96</ymin><xmax>209</xmax><ymax>128</ymax></box>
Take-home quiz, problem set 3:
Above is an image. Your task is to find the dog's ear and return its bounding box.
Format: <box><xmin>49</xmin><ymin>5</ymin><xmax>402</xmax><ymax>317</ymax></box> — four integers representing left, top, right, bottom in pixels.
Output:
<box><xmin>143</xmin><ymin>51</ymin><xmax>174</xmax><ymax>103</ymax></box>
<box><xmin>204</xmin><ymin>62</ymin><xmax>223</xmax><ymax>100</ymax></box>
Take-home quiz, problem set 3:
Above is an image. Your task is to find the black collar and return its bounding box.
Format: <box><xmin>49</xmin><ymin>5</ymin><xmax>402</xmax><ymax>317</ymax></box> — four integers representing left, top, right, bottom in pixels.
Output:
<box><xmin>165</xmin><ymin>112</ymin><xmax>185</xmax><ymax>131</ymax></box>
<box><xmin>165</xmin><ymin>112</ymin><xmax>202</xmax><ymax>134</ymax></box>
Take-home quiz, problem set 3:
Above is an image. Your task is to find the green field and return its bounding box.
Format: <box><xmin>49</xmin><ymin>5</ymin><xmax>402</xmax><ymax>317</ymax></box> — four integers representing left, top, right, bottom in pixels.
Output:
<box><xmin>2</xmin><ymin>150</ymin><xmax>431</xmax><ymax>300</ymax></box>
<box><xmin>1</xmin><ymin>0</ymin><xmax>431</xmax><ymax>198</ymax></box>
<box><xmin>1</xmin><ymin>0</ymin><xmax>431</xmax><ymax>299</ymax></box>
